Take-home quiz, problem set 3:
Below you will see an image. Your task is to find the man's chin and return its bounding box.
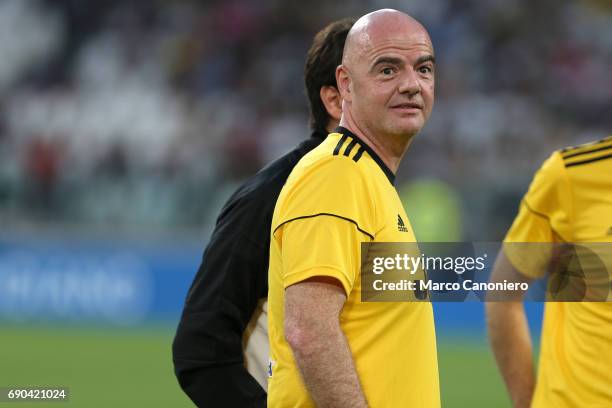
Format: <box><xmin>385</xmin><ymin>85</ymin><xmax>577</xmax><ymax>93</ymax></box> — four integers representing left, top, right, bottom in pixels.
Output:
<box><xmin>391</xmin><ymin>122</ymin><xmax>422</xmax><ymax>139</ymax></box>
<box><xmin>389</xmin><ymin>115</ymin><xmax>423</xmax><ymax>133</ymax></box>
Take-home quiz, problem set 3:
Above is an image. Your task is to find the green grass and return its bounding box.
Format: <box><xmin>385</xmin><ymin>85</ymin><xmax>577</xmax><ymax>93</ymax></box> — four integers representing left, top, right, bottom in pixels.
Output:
<box><xmin>0</xmin><ymin>325</ymin><xmax>192</xmax><ymax>407</ymax></box>
<box><xmin>0</xmin><ymin>326</ymin><xmax>510</xmax><ymax>407</ymax></box>
<box><xmin>438</xmin><ymin>336</ymin><xmax>511</xmax><ymax>407</ymax></box>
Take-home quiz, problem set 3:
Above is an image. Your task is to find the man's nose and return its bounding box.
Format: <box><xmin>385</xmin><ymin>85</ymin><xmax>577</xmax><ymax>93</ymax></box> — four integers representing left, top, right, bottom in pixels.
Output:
<box><xmin>398</xmin><ymin>68</ymin><xmax>420</xmax><ymax>95</ymax></box>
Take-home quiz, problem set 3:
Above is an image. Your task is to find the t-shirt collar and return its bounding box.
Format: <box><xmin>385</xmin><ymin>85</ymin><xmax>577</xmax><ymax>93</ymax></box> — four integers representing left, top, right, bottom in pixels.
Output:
<box><xmin>334</xmin><ymin>126</ymin><xmax>396</xmax><ymax>185</ymax></box>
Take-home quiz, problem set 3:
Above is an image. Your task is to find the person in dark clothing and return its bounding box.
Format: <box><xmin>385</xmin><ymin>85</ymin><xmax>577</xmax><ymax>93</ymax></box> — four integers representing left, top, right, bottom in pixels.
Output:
<box><xmin>172</xmin><ymin>18</ymin><xmax>355</xmax><ymax>408</ymax></box>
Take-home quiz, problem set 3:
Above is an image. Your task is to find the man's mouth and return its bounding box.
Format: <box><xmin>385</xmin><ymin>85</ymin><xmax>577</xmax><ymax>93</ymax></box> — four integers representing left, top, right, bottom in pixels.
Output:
<box><xmin>390</xmin><ymin>102</ymin><xmax>423</xmax><ymax>110</ymax></box>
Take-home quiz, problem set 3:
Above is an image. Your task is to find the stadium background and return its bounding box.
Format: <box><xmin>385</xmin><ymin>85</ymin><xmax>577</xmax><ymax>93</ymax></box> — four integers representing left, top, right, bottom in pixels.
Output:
<box><xmin>0</xmin><ymin>0</ymin><xmax>610</xmax><ymax>406</ymax></box>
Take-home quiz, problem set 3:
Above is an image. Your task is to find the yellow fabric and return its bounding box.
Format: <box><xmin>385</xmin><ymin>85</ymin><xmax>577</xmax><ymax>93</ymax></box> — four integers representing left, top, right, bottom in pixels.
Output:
<box><xmin>504</xmin><ymin>140</ymin><xmax>612</xmax><ymax>408</ymax></box>
<box><xmin>267</xmin><ymin>131</ymin><xmax>440</xmax><ymax>407</ymax></box>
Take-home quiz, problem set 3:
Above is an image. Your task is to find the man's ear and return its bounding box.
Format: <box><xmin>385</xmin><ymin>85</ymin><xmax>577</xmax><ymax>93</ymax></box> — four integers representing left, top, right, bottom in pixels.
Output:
<box><xmin>335</xmin><ymin>65</ymin><xmax>351</xmax><ymax>103</ymax></box>
<box><xmin>320</xmin><ymin>86</ymin><xmax>342</xmax><ymax>123</ymax></box>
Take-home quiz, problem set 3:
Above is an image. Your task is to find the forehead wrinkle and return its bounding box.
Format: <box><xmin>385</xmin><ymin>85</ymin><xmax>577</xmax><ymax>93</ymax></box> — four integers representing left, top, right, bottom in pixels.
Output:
<box><xmin>368</xmin><ymin>28</ymin><xmax>432</xmax><ymax>49</ymax></box>
<box><xmin>365</xmin><ymin>41</ymin><xmax>434</xmax><ymax>66</ymax></box>
<box><xmin>363</xmin><ymin>33</ymin><xmax>432</xmax><ymax>64</ymax></box>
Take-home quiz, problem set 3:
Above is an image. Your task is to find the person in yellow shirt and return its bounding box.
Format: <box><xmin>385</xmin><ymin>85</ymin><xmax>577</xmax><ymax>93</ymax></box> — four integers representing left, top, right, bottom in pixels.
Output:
<box><xmin>267</xmin><ymin>9</ymin><xmax>440</xmax><ymax>407</ymax></box>
<box><xmin>487</xmin><ymin>136</ymin><xmax>612</xmax><ymax>407</ymax></box>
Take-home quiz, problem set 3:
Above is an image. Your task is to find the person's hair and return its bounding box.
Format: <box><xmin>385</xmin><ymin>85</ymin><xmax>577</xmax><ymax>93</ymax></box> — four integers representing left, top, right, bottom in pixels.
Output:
<box><xmin>304</xmin><ymin>17</ymin><xmax>355</xmax><ymax>132</ymax></box>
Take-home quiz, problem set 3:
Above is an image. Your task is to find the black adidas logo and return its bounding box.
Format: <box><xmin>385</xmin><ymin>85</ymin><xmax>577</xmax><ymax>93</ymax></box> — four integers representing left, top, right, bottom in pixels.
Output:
<box><xmin>398</xmin><ymin>215</ymin><xmax>408</xmax><ymax>232</ymax></box>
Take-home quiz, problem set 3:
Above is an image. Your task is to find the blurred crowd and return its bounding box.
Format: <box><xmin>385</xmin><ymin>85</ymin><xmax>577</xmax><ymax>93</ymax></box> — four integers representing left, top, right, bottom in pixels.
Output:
<box><xmin>0</xmin><ymin>0</ymin><xmax>610</xmax><ymax>239</ymax></box>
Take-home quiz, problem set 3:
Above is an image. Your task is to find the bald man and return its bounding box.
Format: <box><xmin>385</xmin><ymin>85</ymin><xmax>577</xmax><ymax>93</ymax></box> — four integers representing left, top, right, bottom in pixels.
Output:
<box><xmin>267</xmin><ymin>9</ymin><xmax>439</xmax><ymax>407</ymax></box>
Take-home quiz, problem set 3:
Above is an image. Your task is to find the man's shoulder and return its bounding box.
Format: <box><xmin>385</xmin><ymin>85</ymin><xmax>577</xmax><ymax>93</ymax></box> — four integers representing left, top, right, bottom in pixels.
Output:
<box><xmin>286</xmin><ymin>132</ymin><xmax>371</xmax><ymax>188</ymax></box>
<box><xmin>516</xmin><ymin>137</ymin><xmax>612</xmax><ymax>237</ymax></box>
<box><xmin>217</xmin><ymin>138</ymin><xmax>322</xmax><ymax>221</ymax></box>
<box><xmin>559</xmin><ymin>135</ymin><xmax>612</xmax><ymax>171</ymax></box>
<box><xmin>273</xmin><ymin>133</ymin><xmax>377</xmax><ymax>235</ymax></box>
<box><xmin>530</xmin><ymin>135</ymin><xmax>612</xmax><ymax>193</ymax></box>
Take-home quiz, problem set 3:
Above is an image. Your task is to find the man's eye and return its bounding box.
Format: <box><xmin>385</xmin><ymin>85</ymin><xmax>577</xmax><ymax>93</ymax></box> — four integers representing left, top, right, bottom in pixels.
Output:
<box><xmin>381</xmin><ymin>67</ymin><xmax>394</xmax><ymax>75</ymax></box>
<box><xmin>418</xmin><ymin>66</ymin><xmax>432</xmax><ymax>74</ymax></box>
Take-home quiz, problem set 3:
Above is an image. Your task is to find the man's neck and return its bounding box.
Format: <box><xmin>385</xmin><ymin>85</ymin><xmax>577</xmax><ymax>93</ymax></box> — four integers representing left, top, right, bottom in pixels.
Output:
<box><xmin>325</xmin><ymin>119</ymin><xmax>340</xmax><ymax>135</ymax></box>
<box><xmin>338</xmin><ymin>117</ymin><xmax>413</xmax><ymax>174</ymax></box>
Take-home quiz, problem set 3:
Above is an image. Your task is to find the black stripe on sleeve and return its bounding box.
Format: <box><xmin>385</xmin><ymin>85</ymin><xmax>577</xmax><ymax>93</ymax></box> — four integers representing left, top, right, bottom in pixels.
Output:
<box><xmin>274</xmin><ymin>213</ymin><xmax>374</xmax><ymax>240</ymax></box>
<box><xmin>521</xmin><ymin>199</ymin><xmax>566</xmax><ymax>241</ymax></box>
<box><xmin>521</xmin><ymin>199</ymin><xmax>551</xmax><ymax>222</ymax></box>
<box><xmin>565</xmin><ymin>152</ymin><xmax>612</xmax><ymax>168</ymax></box>
<box><xmin>343</xmin><ymin>139</ymin><xmax>358</xmax><ymax>157</ymax></box>
<box><xmin>333</xmin><ymin>135</ymin><xmax>348</xmax><ymax>155</ymax></box>
<box><xmin>562</xmin><ymin>144</ymin><xmax>612</xmax><ymax>160</ymax></box>
<box><xmin>352</xmin><ymin>146</ymin><xmax>366</xmax><ymax>162</ymax></box>
<box><xmin>334</xmin><ymin>126</ymin><xmax>396</xmax><ymax>185</ymax></box>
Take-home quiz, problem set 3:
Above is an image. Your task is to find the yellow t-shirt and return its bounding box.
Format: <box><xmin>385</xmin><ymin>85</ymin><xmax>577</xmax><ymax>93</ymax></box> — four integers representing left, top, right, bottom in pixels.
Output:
<box><xmin>267</xmin><ymin>127</ymin><xmax>440</xmax><ymax>407</ymax></box>
<box><xmin>505</xmin><ymin>136</ymin><xmax>612</xmax><ymax>408</ymax></box>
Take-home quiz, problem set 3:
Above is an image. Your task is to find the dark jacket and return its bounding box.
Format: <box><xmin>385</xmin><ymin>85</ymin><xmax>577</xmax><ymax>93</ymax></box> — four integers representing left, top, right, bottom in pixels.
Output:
<box><xmin>172</xmin><ymin>130</ymin><xmax>326</xmax><ymax>407</ymax></box>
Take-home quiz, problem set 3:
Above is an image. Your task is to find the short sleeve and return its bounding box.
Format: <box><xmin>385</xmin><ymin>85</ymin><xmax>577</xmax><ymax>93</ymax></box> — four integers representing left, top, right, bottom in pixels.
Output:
<box><xmin>272</xmin><ymin>156</ymin><xmax>375</xmax><ymax>295</ymax></box>
<box><xmin>278</xmin><ymin>215</ymin><xmax>370</xmax><ymax>296</ymax></box>
<box><xmin>274</xmin><ymin>157</ymin><xmax>376</xmax><ymax>238</ymax></box>
<box><xmin>504</xmin><ymin>151</ymin><xmax>573</xmax><ymax>278</ymax></box>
